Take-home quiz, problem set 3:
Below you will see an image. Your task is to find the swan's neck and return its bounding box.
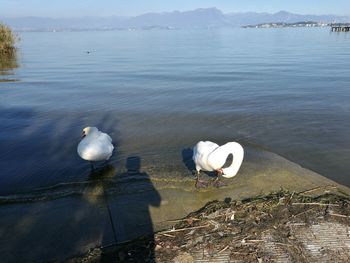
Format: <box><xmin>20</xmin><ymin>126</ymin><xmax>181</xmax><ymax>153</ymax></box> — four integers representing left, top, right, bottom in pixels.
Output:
<box><xmin>208</xmin><ymin>142</ymin><xmax>244</xmax><ymax>178</ymax></box>
<box><xmin>81</xmin><ymin>132</ymin><xmax>99</xmax><ymax>144</ymax></box>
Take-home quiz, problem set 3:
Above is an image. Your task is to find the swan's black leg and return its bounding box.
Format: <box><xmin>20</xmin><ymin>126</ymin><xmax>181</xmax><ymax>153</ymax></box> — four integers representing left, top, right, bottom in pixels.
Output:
<box><xmin>90</xmin><ymin>161</ymin><xmax>95</xmax><ymax>171</ymax></box>
<box><xmin>195</xmin><ymin>171</ymin><xmax>208</xmax><ymax>188</ymax></box>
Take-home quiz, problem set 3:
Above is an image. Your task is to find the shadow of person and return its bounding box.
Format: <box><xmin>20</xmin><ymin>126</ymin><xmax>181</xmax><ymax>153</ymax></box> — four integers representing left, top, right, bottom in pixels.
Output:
<box><xmin>100</xmin><ymin>156</ymin><xmax>161</xmax><ymax>263</ymax></box>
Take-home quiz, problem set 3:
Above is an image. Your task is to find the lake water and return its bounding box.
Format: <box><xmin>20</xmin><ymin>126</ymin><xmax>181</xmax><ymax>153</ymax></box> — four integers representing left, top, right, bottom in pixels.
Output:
<box><xmin>1</xmin><ymin>28</ymin><xmax>350</xmax><ymax>195</ymax></box>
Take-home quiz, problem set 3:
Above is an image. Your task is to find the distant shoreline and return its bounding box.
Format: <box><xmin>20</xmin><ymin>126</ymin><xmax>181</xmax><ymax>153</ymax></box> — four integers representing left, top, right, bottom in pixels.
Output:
<box><xmin>242</xmin><ymin>21</ymin><xmax>329</xmax><ymax>28</ymax></box>
<box><xmin>242</xmin><ymin>21</ymin><xmax>350</xmax><ymax>29</ymax></box>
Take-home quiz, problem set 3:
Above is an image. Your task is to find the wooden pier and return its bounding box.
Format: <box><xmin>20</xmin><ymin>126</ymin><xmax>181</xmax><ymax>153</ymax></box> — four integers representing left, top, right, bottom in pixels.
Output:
<box><xmin>331</xmin><ymin>24</ymin><xmax>350</xmax><ymax>32</ymax></box>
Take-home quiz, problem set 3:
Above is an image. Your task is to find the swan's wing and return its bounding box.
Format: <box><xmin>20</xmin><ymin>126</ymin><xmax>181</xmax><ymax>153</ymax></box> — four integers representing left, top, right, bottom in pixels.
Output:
<box><xmin>99</xmin><ymin>132</ymin><xmax>112</xmax><ymax>143</ymax></box>
<box><xmin>193</xmin><ymin>141</ymin><xmax>218</xmax><ymax>153</ymax></box>
<box><xmin>77</xmin><ymin>139</ymin><xmax>106</xmax><ymax>160</ymax></box>
<box><xmin>193</xmin><ymin>141</ymin><xmax>217</xmax><ymax>158</ymax></box>
<box><xmin>78</xmin><ymin>132</ymin><xmax>114</xmax><ymax>161</ymax></box>
<box><xmin>193</xmin><ymin>141</ymin><xmax>219</xmax><ymax>171</ymax></box>
<box><xmin>99</xmin><ymin>134</ymin><xmax>114</xmax><ymax>151</ymax></box>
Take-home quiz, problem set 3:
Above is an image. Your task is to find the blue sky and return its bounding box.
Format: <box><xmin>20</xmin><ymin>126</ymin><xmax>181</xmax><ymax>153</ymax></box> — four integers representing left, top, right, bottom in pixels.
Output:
<box><xmin>1</xmin><ymin>0</ymin><xmax>350</xmax><ymax>17</ymax></box>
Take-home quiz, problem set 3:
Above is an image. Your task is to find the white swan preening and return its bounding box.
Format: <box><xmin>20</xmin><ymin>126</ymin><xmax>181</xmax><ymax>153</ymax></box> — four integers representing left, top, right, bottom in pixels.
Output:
<box><xmin>77</xmin><ymin>127</ymin><xmax>114</xmax><ymax>164</ymax></box>
<box><xmin>192</xmin><ymin>141</ymin><xmax>244</xmax><ymax>187</ymax></box>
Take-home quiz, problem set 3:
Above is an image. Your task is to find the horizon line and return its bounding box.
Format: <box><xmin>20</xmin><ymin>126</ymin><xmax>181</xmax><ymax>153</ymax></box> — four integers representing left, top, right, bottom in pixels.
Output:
<box><xmin>1</xmin><ymin>8</ymin><xmax>349</xmax><ymax>19</ymax></box>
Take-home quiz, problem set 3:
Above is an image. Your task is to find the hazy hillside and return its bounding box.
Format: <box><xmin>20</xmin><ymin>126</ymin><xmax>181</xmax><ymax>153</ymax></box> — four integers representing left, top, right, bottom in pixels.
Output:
<box><xmin>226</xmin><ymin>10</ymin><xmax>349</xmax><ymax>25</ymax></box>
<box><xmin>1</xmin><ymin>8</ymin><xmax>349</xmax><ymax>31</ymax></box>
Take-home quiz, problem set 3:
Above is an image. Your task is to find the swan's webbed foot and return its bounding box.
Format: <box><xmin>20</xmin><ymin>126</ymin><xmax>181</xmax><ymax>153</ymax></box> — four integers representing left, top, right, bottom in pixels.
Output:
<box><xmin>195</xmin><ymin>178</ymin><xmax>209</xmax><ymax>188</ymax></box>
<box><xmin>213</xmin><ymin>177</ymin><xmax>226</xmax><ymax>188</ymax></box>
<box><xmin>195</xmin><ymin>171</ymin><xmax>208</xmax><ymax>189</ymax></box>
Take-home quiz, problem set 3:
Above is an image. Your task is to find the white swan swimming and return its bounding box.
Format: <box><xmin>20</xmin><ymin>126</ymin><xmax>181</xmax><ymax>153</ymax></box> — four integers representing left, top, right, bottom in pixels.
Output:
<box><xmin>192</xmin><ymin>141</ymin><xmax>244</xmax><ymax>187</ymax></box>
<box><xmin>77</xmin><ymin>127</ymin><xmax>114</xmax><ymax>166</ymax></box>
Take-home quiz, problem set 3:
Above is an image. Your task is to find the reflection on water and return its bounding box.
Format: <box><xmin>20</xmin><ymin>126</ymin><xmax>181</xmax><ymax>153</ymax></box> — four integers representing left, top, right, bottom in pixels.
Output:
<box><xmin>0</xmin><ymin>50</ymin><xmax>18</xmax><ymax>82</ymax></box>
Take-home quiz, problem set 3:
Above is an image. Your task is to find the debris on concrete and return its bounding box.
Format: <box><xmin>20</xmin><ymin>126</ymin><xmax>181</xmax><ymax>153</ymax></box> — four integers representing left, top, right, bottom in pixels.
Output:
<box><xmin>68</xmin><ymin>187</ymin><xmax>350</xmax><ymax>262</ymax></box>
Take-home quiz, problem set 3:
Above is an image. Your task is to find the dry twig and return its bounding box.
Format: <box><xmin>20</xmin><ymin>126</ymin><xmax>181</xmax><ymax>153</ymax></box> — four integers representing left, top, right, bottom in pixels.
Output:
<box><xmin>218</xmin><ymin>245</ymin><xmax>229</xmax><ymax>254</ymax></box>
<box><xmin>158</xmin><ymin>224</ymin><xmax>210</xmax><ymax>234</ymax></box>
<box><xmin>329</xmin><ymin>213</ymin><xmax>350</xmax><ymax>218</ymax></box>
<box><xmin>292</xmin><ymin>202</ymin><xmax>339</xmax><ymax>207</ymax></box>
<box><xmin>292</xmin><ymin>207</ymin><xmax>317</xmax><ymax>218</ymax></box>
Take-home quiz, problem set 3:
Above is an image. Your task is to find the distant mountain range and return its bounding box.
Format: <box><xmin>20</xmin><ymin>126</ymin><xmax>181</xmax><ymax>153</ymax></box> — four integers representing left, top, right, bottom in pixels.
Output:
<box><xmin>1</xmin><ymin>8</ymin><xmax>349</xmax><ymax>31</ymax></box>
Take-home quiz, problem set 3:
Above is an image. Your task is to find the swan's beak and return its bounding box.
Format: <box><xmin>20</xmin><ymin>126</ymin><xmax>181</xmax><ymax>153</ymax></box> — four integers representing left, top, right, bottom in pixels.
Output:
<box><xmin>81</xmin><ymin>132</ymin><xmax>86</xmax><ymax>139</ymax></box>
